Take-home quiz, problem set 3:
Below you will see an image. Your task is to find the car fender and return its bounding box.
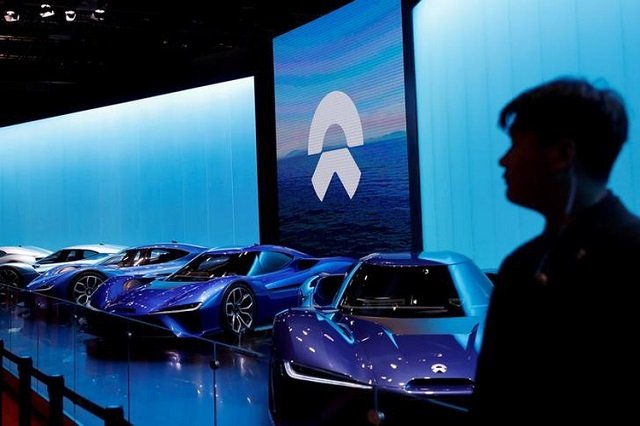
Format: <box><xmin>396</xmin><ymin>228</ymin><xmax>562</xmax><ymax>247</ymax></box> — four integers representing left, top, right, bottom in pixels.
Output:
<box><xmin>0</xmin><ymin>262</ymin><xmax>40</xmax><ymax>284</ymax></box>
<box><xmin>27</xmin><ymin>266</ymin><xmax>114</xmax><ymax>298</ymax></box>
<box><xmin>272</xmin><ymin>308</ymin><xmax>373</xmax><ymax>385</ymax></box>
<box><xmin>0</xmin><ymin>262</ymin><xmax>37</xmax><ymax>275</ymax></box>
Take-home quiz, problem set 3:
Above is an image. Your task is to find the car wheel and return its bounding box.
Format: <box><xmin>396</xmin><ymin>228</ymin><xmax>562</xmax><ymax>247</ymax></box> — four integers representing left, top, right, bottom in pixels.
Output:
<box><xmin>0</xmin><ymin>267</ymin><xmax>22</xmax><ymax>288</ymax></box>
<box><xmin>269</xmin><ymin>357</ymin><xmax>290</xmax><ymax>424</ymax></box>
<box><xmin>221</xmin><ymin>282</ymin><xmax>256</xmax><ymax>336</ymax></box>
<box><xmin>269</xmin><ymin>359</ymin><xmax>281</xmax><ymax>423</ymax></box>
<box><xmin>269</xmin><ymin>358</ymin><xmax>311</xmax><ymax>424</ymax></box>
<box><xmin>71</xmin><ymin>271</ymin><xmax>106</xmax><ymax>305</ymax></box>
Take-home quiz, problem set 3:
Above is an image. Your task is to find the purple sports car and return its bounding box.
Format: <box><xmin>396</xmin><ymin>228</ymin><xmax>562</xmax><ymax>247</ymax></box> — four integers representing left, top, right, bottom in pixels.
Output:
<box><xmin>269</xmin><ymin>251</ymin><xmax>493</xmax><ymax>425</ymax></box>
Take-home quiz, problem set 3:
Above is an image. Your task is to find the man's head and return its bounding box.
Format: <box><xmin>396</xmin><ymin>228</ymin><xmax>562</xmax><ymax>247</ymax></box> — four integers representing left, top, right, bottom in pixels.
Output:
<box><xmin>499</xmin><ymin>77</ymin><xmax>628</xmax><ymax>183</ymax></box>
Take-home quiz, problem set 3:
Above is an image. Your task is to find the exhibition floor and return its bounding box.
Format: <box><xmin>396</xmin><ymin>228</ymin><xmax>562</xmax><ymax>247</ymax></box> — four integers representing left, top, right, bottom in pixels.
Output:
<box><xmin>0</xmin><ymin>295</ymin><xmax>273</xmax><ymax>426</ymax></box>
<box><xmin>2</xmin><ymin>290</ymin><xmax>471</xmax><ymax>426</ymax></box>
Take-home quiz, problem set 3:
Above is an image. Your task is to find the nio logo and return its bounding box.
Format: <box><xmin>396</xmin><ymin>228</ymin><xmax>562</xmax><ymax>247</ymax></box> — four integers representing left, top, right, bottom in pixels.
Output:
<box><xmin>431</xmin><ymin>363</ymin><xmax>447</xmax><ymax>374</ymax></box>
<box><xmin>308</xmin><ymin>90</ymin><xmax>363</xmax><ymax>201</ymax></box>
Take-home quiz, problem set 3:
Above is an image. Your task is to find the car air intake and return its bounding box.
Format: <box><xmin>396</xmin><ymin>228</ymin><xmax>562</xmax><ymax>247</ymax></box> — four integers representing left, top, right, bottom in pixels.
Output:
<box><xmin>404</xmin><ymin>378</ymin><xmax>474</xmax><ymax>395</ymax></box>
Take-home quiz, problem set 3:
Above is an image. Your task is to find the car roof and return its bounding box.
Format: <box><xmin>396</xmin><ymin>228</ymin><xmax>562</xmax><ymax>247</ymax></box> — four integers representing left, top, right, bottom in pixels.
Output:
<box><xmin>56</xmin><ymin>243</ymin><xmax>126</xmax><ymax>253</ymax></box>
<box><xmin>121</xmin><ymin>242</ymin><xmax>209</xmax><ymax>252</ymax></box>
<box><xmin>200</xmin><ymin>244</ymin><xmax>309</xmax><ymax>257</ymax></box>
<box><xmin>361</xmin><ymin>250</ymin><xmax>472</xmax><ymax>266</ymax></box>
<box><xmin>0</xmin><ymin>246</ymin><xmax>52</xmax><ymax>256</ymax></box>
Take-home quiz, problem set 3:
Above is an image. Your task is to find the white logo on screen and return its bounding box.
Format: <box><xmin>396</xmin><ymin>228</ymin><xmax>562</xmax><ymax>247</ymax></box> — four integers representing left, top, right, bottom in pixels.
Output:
<box><xmin>308</xmin><ymin>91</ymin><xmax>363</xmax><ymax>202</ymax></box>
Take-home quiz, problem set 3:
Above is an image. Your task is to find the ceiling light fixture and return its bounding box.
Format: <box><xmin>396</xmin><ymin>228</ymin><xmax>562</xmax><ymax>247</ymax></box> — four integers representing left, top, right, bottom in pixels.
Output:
<box><xmin>39</xmin><ymin>4</ymin><xmax>55</xmax><ymax>19</ymax></box>
<box><xmin>90</xmin><ymin>8</ymin><xmax>105</xmax><ymax>21</ymax></box>
<box><xmin>89</xmin><ymin>0</ymin><xmax>107</xmax><ymax>21</ymax></box>
<box><xmin>3</xmin><ymin>10</ymin><xmax>20</xmax><ymax>22</ymax></box>
<box><xmin>65</xmin><ymin>10</ymin><xmax>77</xmax><ymax>22</ymax></box>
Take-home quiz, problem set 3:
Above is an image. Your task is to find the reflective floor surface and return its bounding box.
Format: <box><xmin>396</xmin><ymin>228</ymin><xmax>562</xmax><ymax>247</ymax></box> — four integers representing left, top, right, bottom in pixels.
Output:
<box><xmin>0</xmin><ymin>298</ymin><xmax>273</xmax><ymax>426</ymax></box>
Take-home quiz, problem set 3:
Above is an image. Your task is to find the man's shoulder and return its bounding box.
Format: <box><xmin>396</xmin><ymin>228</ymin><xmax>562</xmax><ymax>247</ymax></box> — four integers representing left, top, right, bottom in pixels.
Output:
<box><xmin>608</xmin><ymin>220</ymin><xmax>640</xmax><ymax>252</ymax></box>
<box><xmin>502</xmin><ymin>234</ymin><xmax>547</xmax><ymax>262</ymax></box>
<box><xmin>603</xmin><ymin>191</ymin><xmax>640</xmax><ymax>235</ymax></box>
<box><xmin>497</xmin><ymin>234</ymin><xmax>547</xmax><ymax>280</ymax></box>
<box><xmin>599</xmin><ymin>198</ymin><xmax>640</xmax><ymax>246</ymax></box>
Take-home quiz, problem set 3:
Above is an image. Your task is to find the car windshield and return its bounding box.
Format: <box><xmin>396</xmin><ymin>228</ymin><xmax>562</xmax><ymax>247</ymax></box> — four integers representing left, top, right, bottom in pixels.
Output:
<box><xmin>100</xmin><ymin>248</ymin><xmax>186</xmax><ymax>267</ymax></box>
<box><xmin>169</xmin><ymin>251</ymin><xmax>259</xmax><ymax>282</ymax></box>
<box><xmin>338</xmin><ymin>263</ymin><xmax>464</xmax><ymax>318</ymax></box>
<box><xmin>37</xmin><ymin>249</ymin><xmax>100</xmax><ymax>264</ymax></box>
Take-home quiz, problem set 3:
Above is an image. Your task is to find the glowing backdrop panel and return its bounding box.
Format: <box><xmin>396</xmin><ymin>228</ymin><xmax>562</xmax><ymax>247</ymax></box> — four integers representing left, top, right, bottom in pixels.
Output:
<box><xmin>414</xmin><ymin>0</ymin><xmax>640</xmax><ymax>268</ymax></box>
<box><xmin>0</xmin><ymin>77</ymin><xmax>259</xmax><ymax>250</ymax></box>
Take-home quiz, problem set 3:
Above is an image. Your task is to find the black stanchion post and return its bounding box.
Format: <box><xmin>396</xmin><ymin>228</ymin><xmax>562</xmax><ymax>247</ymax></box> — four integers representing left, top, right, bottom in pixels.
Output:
<box><xmin>210</xmin><ymin>343</ymin><xmax>220</xmax><ymax>426</ymax></box>
<box><xmin>103</xmin><ymin>406</ymin><xmax>126</xmax><ymax>426</ymax></box>
<box><xmin>0</xmin><ymin>339</ymin><xmax>4</xmax><ymax>426</ymax></box>
<box><xmin>47</xmin><ymin>375</ymin><xmax>65</xmax><ymax>426</ymax></box>
<box><xmin>16</xmin><ymin>356</ymin><xmax>33</xmax><ymax>426</ymax></box>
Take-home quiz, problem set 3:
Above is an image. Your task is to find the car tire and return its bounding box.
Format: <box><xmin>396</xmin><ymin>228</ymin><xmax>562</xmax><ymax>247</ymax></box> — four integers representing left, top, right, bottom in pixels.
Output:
<box><xmin>269</xmin><ymin>358</ymin><xmax>316</xmax><ymax>424</ymax></box>
<box><xmin>221</xmin><ymin>282</ymin><xmax>256</xmax><ymax>337</ymax></box>
<box><xmin>269</xmin><ymin>358</ymin><xmax>283</xmax><ymax>424</ymax></box>
<box><xmin>70</xmin><ymin>271</ymin><xmax>106</xmax><ymax>305</ymax></box>
<box><xmin>0</xmin><ymin>266</ymin><xmax>22</xmax><ymax>288</ymax></box>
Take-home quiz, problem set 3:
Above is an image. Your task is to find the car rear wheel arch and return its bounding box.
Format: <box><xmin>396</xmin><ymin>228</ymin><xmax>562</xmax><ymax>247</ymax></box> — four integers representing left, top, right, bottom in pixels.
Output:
<box><xmin>0</xmin><ymin>266</ymin><xmax>23</xmax><ymax>288</ymax></box>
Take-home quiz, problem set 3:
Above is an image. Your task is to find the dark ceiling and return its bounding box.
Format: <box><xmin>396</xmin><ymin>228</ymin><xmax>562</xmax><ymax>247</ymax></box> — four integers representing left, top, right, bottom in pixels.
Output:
<box><xmin>0</xmin><ymin>0</ymin><xmax>352</xmax><ymax>127</ymax></box>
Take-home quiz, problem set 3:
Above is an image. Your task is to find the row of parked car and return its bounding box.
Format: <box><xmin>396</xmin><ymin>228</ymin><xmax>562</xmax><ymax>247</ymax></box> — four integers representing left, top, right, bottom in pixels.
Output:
<box><xmin>0</xmin><ymin>242</ymin><xmax>355</xmax><ymax>336</ymax></box>
<box><xmin>0</xmin><ymin>242</ymin><xmax>494</xmax><ymax>424</ymax></box>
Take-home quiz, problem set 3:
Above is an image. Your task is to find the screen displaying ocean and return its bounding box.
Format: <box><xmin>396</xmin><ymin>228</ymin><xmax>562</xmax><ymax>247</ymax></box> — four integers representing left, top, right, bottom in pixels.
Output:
<box><xmin>278</xmin><ymin>133</ymin><xmax>412</xmax><ymax>258</ymax></box>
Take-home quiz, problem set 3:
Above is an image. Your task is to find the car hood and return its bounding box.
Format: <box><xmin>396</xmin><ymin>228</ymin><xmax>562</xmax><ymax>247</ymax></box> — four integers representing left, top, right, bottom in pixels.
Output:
<box><xmin>103</xmin><ymin>277</ymin><xmax>237</xmax><ymax>314</ymax></box>
<box><xmin>344</xmin><ymin>315</ymin><xmax>480</xmax><ymax>391</ymax></box>
<box><xmin>282</xmin><ymin>310</ymin><xmax>482</xmax><ymax>394</ymax></box>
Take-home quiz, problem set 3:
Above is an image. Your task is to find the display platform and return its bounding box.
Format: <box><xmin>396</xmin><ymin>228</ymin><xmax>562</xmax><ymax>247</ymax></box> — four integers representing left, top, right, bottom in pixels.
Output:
<box><xmin>0</xmin><ymin>291</ymin><xmax>273</xmax><ymax>426</ymax></box>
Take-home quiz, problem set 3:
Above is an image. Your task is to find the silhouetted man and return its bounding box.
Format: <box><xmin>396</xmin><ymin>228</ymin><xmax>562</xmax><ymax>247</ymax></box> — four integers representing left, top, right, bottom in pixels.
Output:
<box><xmin>470</xmin><ymin>77</ymin><xmax>640</xmax><ymax>423</ymax></box>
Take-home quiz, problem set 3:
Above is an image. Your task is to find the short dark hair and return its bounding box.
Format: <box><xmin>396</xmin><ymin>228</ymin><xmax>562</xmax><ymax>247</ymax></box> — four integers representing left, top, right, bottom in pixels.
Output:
<box><xmin>498</xmin><ymin>77</ymin><xmax>628</xmax><ymax>181</ymax></box>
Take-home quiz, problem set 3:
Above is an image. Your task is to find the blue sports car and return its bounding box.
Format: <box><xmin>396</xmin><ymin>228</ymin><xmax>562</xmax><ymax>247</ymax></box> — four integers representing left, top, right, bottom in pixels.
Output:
<box><xmin>0</xmin><ymin>243</ymin><xmax>124</xmax><ymax>288</ymax></box>
<box><xmin>88</xmin><ymin>244</ymin><xmax>357</xmax><ymax>338</ymax></box>
<box><xmin>269</xmin><ymin>251</ymin><xmax>494</xmax><ymax>425</ymax></box>
<box><xmin>26</xmin><ymin>243</ymin><xmax>208</xmax><ymax>305</ymax></box>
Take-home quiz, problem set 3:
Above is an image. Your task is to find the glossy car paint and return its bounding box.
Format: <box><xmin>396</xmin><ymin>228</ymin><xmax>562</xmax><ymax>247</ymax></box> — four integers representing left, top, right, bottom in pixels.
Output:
<box><xmin>26</xmin><ymin>243</ymin><xmax>208</xmax><ymax>304</ymax></box>
<box><xmin>0</xmin><ymin>243</ymin><xmax>124</xmax><ymax>288</ymax></box>
<box><xmin>269</xmin><ymin>251</ymin><xmax>494</xmax><ymax>425</ymax></box>
<box><xmin>0</xmin><ymin>246</ymin><xmax>52</xmax><ymax>265</ymax></box>
<box><xmin>89</xmin><ymin>244</ymin><xmax>357</xmax><ymax>338</ymax></box>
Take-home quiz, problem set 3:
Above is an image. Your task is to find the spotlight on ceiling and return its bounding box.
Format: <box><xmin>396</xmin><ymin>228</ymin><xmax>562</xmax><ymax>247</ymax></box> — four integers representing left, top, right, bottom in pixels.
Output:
<box><xmin>65</xmin><ymin>10</ymin><xmax>77</xmax><ymax>22</ymax></box>
<box><xmin>3</xmin><ymin>10</ymin><xmax>20</xmax><ymax>22</ymax></box>
<box><xmin>90</xmin><ymin>8</ymin><xmax>105</xmax><ymax>21</ymax></box>
<box><xmin>89</xmin><ymin>0</ymin><xmax>107</xmax><ymax>21</ymax></box>
<box><xmin>39</xmin><ymin>3</ymin><xmax>55</xmax><ymax>19</ymax></box>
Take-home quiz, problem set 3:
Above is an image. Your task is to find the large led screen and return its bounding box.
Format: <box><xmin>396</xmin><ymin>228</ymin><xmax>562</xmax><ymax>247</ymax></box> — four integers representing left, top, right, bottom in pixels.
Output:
<box><xmin>273</xmin><ymin>0</ymin><xmax>415</xmax><ymax>257</ymax></box>
<box><xmin>0</xmin><ymin>77</ymin><xmax>259</xmax><ymax>251</ymax></box>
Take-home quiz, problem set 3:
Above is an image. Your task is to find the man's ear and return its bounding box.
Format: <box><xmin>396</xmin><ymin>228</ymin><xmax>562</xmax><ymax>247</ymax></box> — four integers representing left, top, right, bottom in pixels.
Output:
<box><xmin>547</xmin><ymin>138</ymin><xmax>576</xmax><ymax>171</ymax></box>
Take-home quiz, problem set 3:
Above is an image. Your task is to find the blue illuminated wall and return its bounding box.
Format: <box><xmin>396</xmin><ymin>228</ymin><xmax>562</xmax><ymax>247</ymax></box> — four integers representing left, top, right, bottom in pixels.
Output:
<box><xmin>414</xmin><ymin>0</ymin><xmax>640</xmax><ymax>268</ymax></box>
<box><xmin>0</xmin><ymin>77</ymin><xmax>259</xmax><ymax>250</ymax></box>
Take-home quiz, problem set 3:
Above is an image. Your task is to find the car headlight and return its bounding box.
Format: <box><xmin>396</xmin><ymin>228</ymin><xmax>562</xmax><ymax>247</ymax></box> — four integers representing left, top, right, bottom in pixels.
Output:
<box><xmin>284</xmin><ymin>361</ymin><xmax>372</xmax><ymax>389</ymax></box>
<box><xmin>30</xmin><ymin>284</ymin><xmax>54</xmax><ymax>292</ymax></box>
<box><xmin>150</xmin><ymin>302</ymin><xmax>202</xmax><ymax>315</ymax></box>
